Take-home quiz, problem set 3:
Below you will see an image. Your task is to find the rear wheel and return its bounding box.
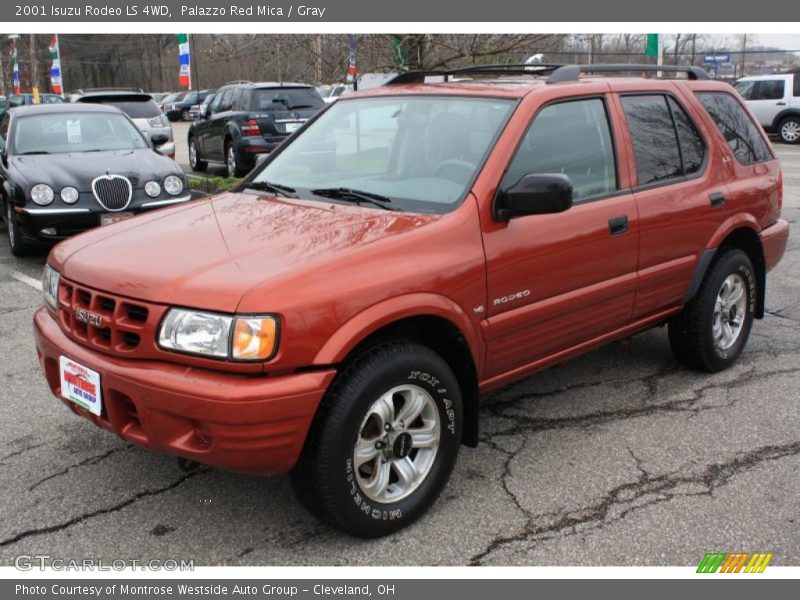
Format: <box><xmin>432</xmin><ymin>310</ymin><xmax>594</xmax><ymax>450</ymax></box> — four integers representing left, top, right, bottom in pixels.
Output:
<box><xmin>669</xmin><ymin>249</ymin><xmax>756</xmax><ymax>372</ymax></box>
<box><xmin>778</xmin><ymin>116</ymin><xmax>800</xmax><ymax>144</ymax></box>
<box><xmin>290</xmin><ymin>342</ymin><xmax>463</xmax><ymax>537</ymax></box>
<box><xmin>188</xmin><ymin>137</ymin><xmax>207</xmax><ymax>172</ymax></box>
<box><xmin>225</xmin><ymin>142</ymin><xmax>246</xmax><ymax>178</ymax></box>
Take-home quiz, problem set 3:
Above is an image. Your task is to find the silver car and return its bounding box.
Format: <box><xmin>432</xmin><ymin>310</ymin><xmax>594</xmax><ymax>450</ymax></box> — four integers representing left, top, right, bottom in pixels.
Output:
<box><xmin>72</xmin><ymin>92</ymin><xmax>176</xmax><ymax>158</ymax></box>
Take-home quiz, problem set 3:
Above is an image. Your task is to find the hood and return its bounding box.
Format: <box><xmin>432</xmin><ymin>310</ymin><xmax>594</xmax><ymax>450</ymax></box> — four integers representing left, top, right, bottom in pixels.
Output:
<box><xmin>53</xmin><ymin>192</ymin><xmax>438</xmax><ymax>312</ymax></box>
<box><xmin>10</xmin><ymin>148</ymin><xmax>181</xmax><ymax>192</ymax></box>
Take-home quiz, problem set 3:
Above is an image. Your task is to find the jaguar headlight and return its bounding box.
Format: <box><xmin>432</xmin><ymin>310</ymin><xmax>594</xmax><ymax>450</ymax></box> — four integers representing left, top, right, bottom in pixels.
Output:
<box><xmin>158</xmin><ymin>308</ymin><xmax>278</xmax><ymax>361</ymax></box>
<box><xmin>42</xmin><ymin>264</ymin><xmax>60</xmax><ymax>310</ymax></box>
<box><xmin>31</xmin><ymin>184</ymin><xmax>54</xmax><ymax>206</ymax></box>
<box><xmin>145</xmin><ymin>181</ymin><xmax>162</xmax><ymax>198</ymax></box>
<box><xmin>164</xmin><ymin>175</ymin><xmax>183</xmax><ymax>196</ymax></box>
<box><xmin>60</xmin><ymin>187</ymin><xmax>79</xmax><ymax>204</ymax></box>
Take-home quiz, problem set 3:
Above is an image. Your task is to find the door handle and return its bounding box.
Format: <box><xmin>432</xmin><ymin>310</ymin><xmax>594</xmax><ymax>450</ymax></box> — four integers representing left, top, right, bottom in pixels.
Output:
<box><xmin>709</xmin><ymin>191</ymin><xmax>726</xmax><ymax>208</ymax></box>
<box><xmin>608</xmin><ymin>215</ymin><xmax>629</xmax><ymax>236</ymax></box>
<box><xmin>777</xmin><ymin>101</ymin><xmax>787</xmax><ymax>106</ymax></box>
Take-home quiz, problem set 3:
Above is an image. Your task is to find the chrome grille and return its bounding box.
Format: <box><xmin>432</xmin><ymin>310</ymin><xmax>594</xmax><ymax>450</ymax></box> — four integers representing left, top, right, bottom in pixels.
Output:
<box><xmin>92</xmin><ymin>175</ymin><xmax>132</xmax><ymax>211</ymax></box>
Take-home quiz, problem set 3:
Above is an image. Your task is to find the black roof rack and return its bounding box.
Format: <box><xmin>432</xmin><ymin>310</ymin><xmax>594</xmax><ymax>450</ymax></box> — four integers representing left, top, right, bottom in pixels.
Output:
<box><xmin>546</xmin><ymin>64</ymin><xmax>709</xmax><ymax>83</ymax></box>
<box><xmin>385</xmin><ymin>63</ymin><xmax>565</xmax><ymax>85</ymax></box>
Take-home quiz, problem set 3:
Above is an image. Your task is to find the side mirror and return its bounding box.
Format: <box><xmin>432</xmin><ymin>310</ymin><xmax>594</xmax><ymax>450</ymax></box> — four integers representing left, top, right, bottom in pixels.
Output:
<box><xmin>150</xmin><ymin>133</ymin><xmax>170</xmax><ymax>147</ymax></box>
<box><xmin>493</xmin><ymin>173</ymin><xmax>573</xmax><ymax>221</ymax></box>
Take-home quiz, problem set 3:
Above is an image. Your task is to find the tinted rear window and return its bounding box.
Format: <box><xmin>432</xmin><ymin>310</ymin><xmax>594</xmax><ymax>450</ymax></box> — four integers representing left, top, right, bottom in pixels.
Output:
<box><xmin>80</xmin><ymin>97</ymin><xmax>161</xmax><ymax>118</ymax></box>
<box><xmin>251</xmin><ymin>88</ymin><xmax>324</xmax><ymax>111</ymax></box>
<box><xmin>695</xmin><ymin>92</ymin><xmax>773</xmax><ymax>165</ymax></box>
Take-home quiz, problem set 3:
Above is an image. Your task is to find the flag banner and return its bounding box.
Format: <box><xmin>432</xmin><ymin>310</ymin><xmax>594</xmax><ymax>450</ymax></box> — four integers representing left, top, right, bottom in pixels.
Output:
<box><xmin>645</xmin><ymin>34</ymin><xmax>659</xmax><ymax>58</ymax></box>
<box><xmin>49</xmin><ymin>34</ymin><xmax>62</xmax><ymax>94</ymax></box>
<box><xmin>10</xmin><ymin>38</ymin><xmax>20</xmax><ymax>95</ymax></box>
<box><xmin>347</xmin><ymin>34</ymin><xmax>357</xmax><ymax>81</ymax></box>
<box><xmin>176</xmin><ymin>33</ymin><xmax>190</xmax><ymax>88</ymax></box>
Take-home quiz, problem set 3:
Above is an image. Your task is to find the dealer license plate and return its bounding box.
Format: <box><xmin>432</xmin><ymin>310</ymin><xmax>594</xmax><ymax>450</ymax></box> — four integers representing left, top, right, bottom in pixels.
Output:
<box><xmin>100</xmin><ymin>212</ymin><xmax>134</xmax><ymax>226</ymax></box>
<box><xmin>284</xmin><ymin>121</ymin><xmax>303</xmax><ymax>133</ymax></box>
<box><xmin>59</xmin><ymin>356</ymin><xmax>103</xmax><ymax>416</ymax></box>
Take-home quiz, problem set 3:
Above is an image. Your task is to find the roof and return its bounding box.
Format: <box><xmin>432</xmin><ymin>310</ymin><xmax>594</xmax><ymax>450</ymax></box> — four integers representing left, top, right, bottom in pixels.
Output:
<box><xmin>73</xmin><ymin>91</ymin><xmax>154</xmax><ymax>101</ymax></box>
<box><xmin>223</xmin><ymin>81</ymin><xmax>314</xmax><ymax>89</ymax></box>
<box><xmin>736</xmin><ymin>72</ymin><xmax>796</xmax><ymax>81</ymax></box>
<box><xmin>10</xmin><ymin>103</ymin><xmax>123</xmax><ymax>116</ymax></box>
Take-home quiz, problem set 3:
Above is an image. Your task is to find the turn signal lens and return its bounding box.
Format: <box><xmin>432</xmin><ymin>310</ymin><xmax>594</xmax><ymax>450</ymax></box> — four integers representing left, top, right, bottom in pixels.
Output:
<box><xmin>232</xmin><ymin>316</ymin><xmax>278</xmax><ymax>360</ymax></box>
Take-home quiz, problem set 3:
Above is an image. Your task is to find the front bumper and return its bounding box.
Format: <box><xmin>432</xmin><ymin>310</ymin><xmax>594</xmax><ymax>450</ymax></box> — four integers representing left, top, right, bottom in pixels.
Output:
<box><xmin>34</xmin><ymin>307</ymin><xmax>336</xmax><ymax>476</ymax></box>
<box><xmin>760</xmin><ymin>218</ymin><xmax>790</xmax><ymax>272</ymax></box>
<box><xmin>17</xmin><ymin>194</ymin><xmax>192</xmax><ymax>242</ymax></box>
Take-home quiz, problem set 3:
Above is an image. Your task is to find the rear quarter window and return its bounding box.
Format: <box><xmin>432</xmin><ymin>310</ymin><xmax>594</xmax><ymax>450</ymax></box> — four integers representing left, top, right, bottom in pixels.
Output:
<box><xmin>695</xmin><ymin>92</ymin><xmax>773</xmax><ymax>165</ymax></box>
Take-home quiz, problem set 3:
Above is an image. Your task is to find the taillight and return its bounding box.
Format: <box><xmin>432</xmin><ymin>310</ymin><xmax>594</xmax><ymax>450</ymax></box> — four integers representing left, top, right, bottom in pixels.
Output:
<box><xmin>241</xmin><ymin>119</ymin><xmax>260</xmax><ymax>136</ymax></box>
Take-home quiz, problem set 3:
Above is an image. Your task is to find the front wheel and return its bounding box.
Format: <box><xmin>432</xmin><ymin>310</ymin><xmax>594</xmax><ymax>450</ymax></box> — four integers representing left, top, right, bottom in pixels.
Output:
<box><xmin>669</xmin><ymin>249</ymin><xmax>756</xmax><ymax>372</ymax></box>
<box><xmin>290</xmin><ymin>342</ymin><xmax>463</xmax><ymax>537</ymax></box>
<box><xmin>778</xmin><ymin>116</ymin><xmax>800</xmax><ymax>144</ymax></box>
<box><xmin>5</xmin><ymin>200</ymin><xmax>35</xmax><ymax>257</ymax></box>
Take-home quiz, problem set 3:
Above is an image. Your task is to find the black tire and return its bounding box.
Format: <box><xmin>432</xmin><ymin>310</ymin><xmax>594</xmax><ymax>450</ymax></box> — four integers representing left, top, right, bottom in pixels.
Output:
<box><xmin>290</xmin><ymin>341</ymin><xmax>463</xmax><ymax>538</ymax></box>
<box><xmin>5</xmin><ymin>199</ymin><xmax>35</xmax><ymax>257</ymax></box>
<box><xmin>188</xmin><ymin>137</ymin><xmax>207</xmax><ymax>172</ymax></box>
<box><xmin>225</xmin><ymin>141</ymin><xmax>246</xmax><ymax>178</ymax></box>
<box><xmin>777</xmin><ymin>116</ymin><xmax>800</xmax><ymax>145</ymax></box>
<box><xmin>669</xmin><ymin>249</ymin><xmax>756</xmax><ymax>372</ymax></box>
<box><xmin>180</xmin><ymin>109</ymin><xmax>190</xmax><ymax>122</ymax></box>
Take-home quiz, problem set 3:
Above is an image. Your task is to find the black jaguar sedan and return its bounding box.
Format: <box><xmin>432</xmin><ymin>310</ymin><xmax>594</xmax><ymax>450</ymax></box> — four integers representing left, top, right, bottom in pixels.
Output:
<box><xmin>0</xmin><ymin>103</ymin><xmax>190</xmax><ymax>256</ymax></box>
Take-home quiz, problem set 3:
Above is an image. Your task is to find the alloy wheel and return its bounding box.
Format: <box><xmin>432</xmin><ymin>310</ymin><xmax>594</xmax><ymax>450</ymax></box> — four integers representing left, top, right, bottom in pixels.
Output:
<box><xmin>353</xmin><ymin>384</ymin><xmax>441</xmax><ymax>504</ymax></box>
<box><xmin>781</xmin><ymin>120</ymin><xmax>800</xmax><ymax>143</ymax></box>
<box><xmin>712</xmin><ymin>273</ymin><xmax>747</xmax><ymax>351</ymax></box>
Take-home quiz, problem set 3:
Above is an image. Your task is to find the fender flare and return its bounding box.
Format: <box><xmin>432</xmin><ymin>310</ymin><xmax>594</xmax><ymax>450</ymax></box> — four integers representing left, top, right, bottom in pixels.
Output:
<box><xmin>771</xmin><ymin>108</ymin><xmax>800</xmax><ymax>132</ymax></box>
<box><xmin>313</xmin><ymin>292</ymin><xmax>483</xmax><ymax>369</ymax></box>
<box><xmin>683</xmin><ymin>215</ymin><xmax>766</xmax><ymax>317</ymax></box>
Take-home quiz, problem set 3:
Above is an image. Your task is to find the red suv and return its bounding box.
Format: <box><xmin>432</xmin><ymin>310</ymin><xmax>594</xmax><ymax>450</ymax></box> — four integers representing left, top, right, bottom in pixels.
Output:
<box><xmin>33</xmin><ymin>64</ymin><xmax>789</xmax><ymax>537</ymax></box>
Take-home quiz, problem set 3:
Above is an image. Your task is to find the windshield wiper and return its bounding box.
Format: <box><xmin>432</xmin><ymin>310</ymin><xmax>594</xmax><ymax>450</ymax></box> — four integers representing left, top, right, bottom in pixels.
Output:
<box><xmin>311</xmin><ymin>187</ymin><xmax>396</xmax><ymax>211</ymax></box>
<box><xmin>19</xmin><ymin>150</ymin><xmax>49</xmax><ymax>155</ymax></box>
<box><xmin>243</xmin><ymin>180</ymin><xmax>298</xmax><ymax>198</ymax></box>
<box><xmin>288</xmin><ymin>104</ymin><xmax>314</xmax><ymax>110</ymax></box>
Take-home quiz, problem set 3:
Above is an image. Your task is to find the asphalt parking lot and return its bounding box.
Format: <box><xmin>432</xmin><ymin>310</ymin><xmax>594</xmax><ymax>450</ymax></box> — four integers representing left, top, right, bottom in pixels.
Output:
<box><xmin>0</xmin><ymin>146</ymin><xmax>798</xmax><ymax>567</ymax></box>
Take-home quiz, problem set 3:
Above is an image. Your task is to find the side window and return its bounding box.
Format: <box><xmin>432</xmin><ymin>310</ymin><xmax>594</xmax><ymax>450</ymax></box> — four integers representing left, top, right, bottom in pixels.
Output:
<box><xmin>208</xmin><ymin>88</ymin><xmax>225</xmax><ymax>113</ymax></box>
<box><xmin>0</xmin><ymin>114</ymin><xmax>9</xmax><ymax>151</ymax></box>
<box><xmin>794</xmin><ymin>74</ymin><xmax>800</xmax><ymax>98</ymax></box>
<box><xmin>621</xmin><ymin>95</ymin><xmax>683</xmax><ymax>185</ymax></box>
<box><xmin>752</xmin><ymin>80</ymin><xmax>785</xmax><ymax>100</ymax></box>
<box><xmin>218</xmin><ymin>89</ymin><xmax>234</xmax><ymax>112</ymax></box>
<box><xmin>503</xmin><ymin>98</ymin><xmax>617</xmax><ymax>202</ymax></box>
<box><xmin>695</xmin><ymin>92</ymin><xmax>773</xmax><ymax>165</ymax></box>
<box><xmin>668</xmin><ymin>97</ymin><xmax>705</xmax><ymax>175</ymax></box>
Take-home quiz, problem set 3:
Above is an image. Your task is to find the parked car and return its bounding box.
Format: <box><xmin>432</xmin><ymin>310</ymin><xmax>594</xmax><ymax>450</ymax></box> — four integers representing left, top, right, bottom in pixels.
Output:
<box><xmin>164</xmin><ymin>89</ymin><xmax>215</xmax><ymax>121</ymax></box>
<box><xmin>188</xmin><ymin>92</ymin><xmax>215</xmax><ymax>121</ymax></box>
<box><xmin>7</xmin><ymin>93</ymin><xmax>65</xmax><ymax>106</ymax></box>
<box><xmin>148</xmin><ymin>92</ymin><xmax>170</xmax><ymax>103</ymax></box>
<box><xmin>71</xmin><ymin>91</ymin><xmax>175</xmax><ymax>158</ymax></box>
<box><xmin>734</xmin><ymin>71</ymin><xmax>800</xmax><ymax>144</ymax></box>
<box><xmin>0</xmin><ymin>103</ymin><xmax>189</xmax><ymax>256</ymax></box>
<box><xmin>158</xmin><ymin>91</ymin><xmax>184</xmax><ymax>113</ymax></box>
<box><xmin>187</xmin><ymin>81</ymin><xmax>325</xmax><ymax>176</ymax></box>
<box><xmin>316</xmin><ymin>83</ymin><xmax>352</xmax><ymax>104</ymax></box>
<box><xmin>32</xmin><ymin>64</ymin><xmax>788</xmax><ymax>537</ymax></box>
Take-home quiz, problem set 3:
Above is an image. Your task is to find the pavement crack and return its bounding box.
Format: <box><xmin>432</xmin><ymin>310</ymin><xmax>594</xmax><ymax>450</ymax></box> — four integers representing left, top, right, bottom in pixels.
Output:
<box><xmin>469</xmin><ymin>440</ymin><xmax>800</xmax><ymax>565</ymax></box>
<box><xmin>0</xmin><ymin>467</ymin><xmax>212</xmax><ymax>548</ymax></box>
<box><xmin>27</xmin><ymin>447</ymin><xmax>128</xmax><ymax>492</ymax></box>
<box><xmin>481</xmin><ymin>366</ymin><xmax>800</xmax><ymax>439</ymax></box>
<box><xmin>0</xmin><ymin>441</ymin><xmax>50</xmax><ymax>464</ymax></box>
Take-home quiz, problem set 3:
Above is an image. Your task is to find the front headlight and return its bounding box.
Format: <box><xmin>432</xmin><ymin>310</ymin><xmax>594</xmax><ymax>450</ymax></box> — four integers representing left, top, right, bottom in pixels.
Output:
<box><xmin>158</xmin><ymin>308</ymin><xmax>278</xmax><ymax>361</ymax></box>
<box><xmin>164</xmin><ymin>175</ymin><xmax>183</xmax><ymax>196</ymax></box>
<box><xmin>31</xmin><ymin>184</ymin><xmax>54</xmax><ymax>206</ymax></box>
<box><xmin>145</xmin><ymin>181</ymin><xmax>162</xmax><ymax>198</ymax></box>
<box><xmin>60</xmin><ymin>187</ymin><xmax>79</xmax><ymax>204</ymax></box>
<box><xmin>42</xmin><ymin>264</ymin><xmax>60</xmax><ymax>310</ymax></box>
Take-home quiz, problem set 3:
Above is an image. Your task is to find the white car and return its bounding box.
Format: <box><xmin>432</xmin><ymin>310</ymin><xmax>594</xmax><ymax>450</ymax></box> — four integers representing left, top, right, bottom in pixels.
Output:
<box><xmin>316</xmin><ymin>84</ymin><xmax>352</xmax><ymax>104</ymax></box>
<box><xmin>734</xmin><ymin>72</ymin><xmax>800</xmax><ymax>144</ymax></box>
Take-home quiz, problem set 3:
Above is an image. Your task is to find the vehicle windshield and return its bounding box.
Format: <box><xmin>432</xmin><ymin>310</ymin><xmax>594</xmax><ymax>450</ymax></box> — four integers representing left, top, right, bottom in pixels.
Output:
<box><xmin>163</xmin><ymin>92</ymin><xmax>184</xmax><ymax>103</ymax></box>
<box><xmin>251</xmin><ymin>88</ymin><xmax>325</xmax><ymax>111</ymax></box>
<box><xmin>253</xmin><ymin>95</ymin><xmax>514</xmax><ymax>213</ymax></box>
<box><xmin>13</xmin><ymin>112</ymin><xmax>148</xmax><ymax>154</ymax></box>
